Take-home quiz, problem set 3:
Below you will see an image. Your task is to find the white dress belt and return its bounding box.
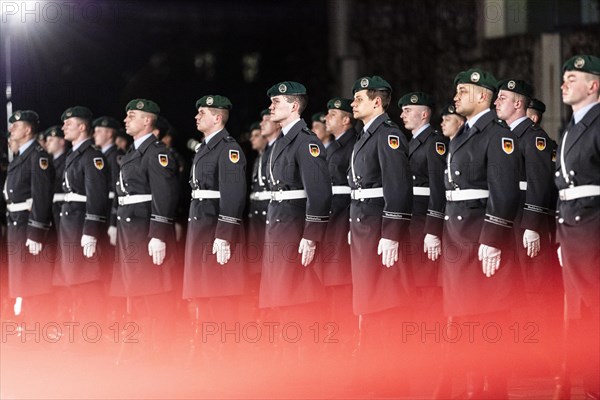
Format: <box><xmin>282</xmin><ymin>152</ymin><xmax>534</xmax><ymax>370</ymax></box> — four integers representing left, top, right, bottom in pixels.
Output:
<box><xmin>271</xmin><ymin>190</ymin><xmax>308</xmax><ymax>201</ymax></box>
<box><xmin>351</xmin><ymin>187</ymin><xmax>384</xmax><ymax>200</ymax></box>
<box><xmin>332</xmin><ymin>186</ymin><xmax>351</xmax><ymax>195</ymax></box>
<box><xmin>63</xmin><ymin>193</ymin><xmax>87</xmax><ymax>202</ymax></box>
<box><xmin>52</xmin><ymin>193</ymin><xmax>66</xmax><ymax>203</ymax></box>
<box><xmin>519</xmin><ymin>181</ymin><xmax>528</xmax><ymax>191</ymax></box>
<box><xmin>558</xmin><ymin>185</ymin><xmax>600</xmax><ymax>201</ymax></box>
<box><xmin>118</xmin><ymin>194</ymin><xmax>153</xmax><ymax>205</ymax></box>
<box><xmin>250</xmin><ymin>191</ymin><xmax>271</xmax><ymax>201</ymax></box>
<box><xmin>191</xmin><ymin>189</ymin><xmax>220</xmax><ymax>200</ymax></box>
<box><xmin>445</xmin><ymin>189</ymin><xmax>490</xmax><ymax>201</ymax></box>
<box><xmin>413</xmin><ymin>187</ymin><xmax>431</xmax><ymax>196</ymax></box>
<box><xmin>6</xmin><ymin>198</ymin><xmax>33</xmax><ymax>212</ymax></box>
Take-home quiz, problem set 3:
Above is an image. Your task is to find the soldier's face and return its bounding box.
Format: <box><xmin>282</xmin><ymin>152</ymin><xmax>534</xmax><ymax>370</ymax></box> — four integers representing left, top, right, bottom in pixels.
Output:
<box><xmin>124</xmin><ymin>111</ymin><xmax>147</xmax><ymax>137</ymax></box>
<box><xmin>93</xmin><ymin>127</ymin><xmax>113</xmax><ymax>148</ymax></box>
<box><xmin>62</xmin><ymin>118</ymin><xmax>83</xmax><ymax>142</ymax></box>
<box><xmin>325</xmin><ymin>109</ymin><xmax>343</xmax><ymax>134</ymax></box>
<box><xmin>400</xmin><ymin>105</ymin><xmax>427</xmax><ymax>131</ymax></box>
<box><xmin>269</xmin><ymin>96</ymin><xmax>293</xmax><ymax>123</ymax></box>
<box><xmin>260</xmin><ymin>115</ymin><xmax>279</xmax><ymax>137</ymax></box>
<box><xmin>8</xmin><ymin>121</ymin><xmax>29</xmax><ymax>145</ymax></box>
<box><xmin>46</xmin><ymin>136</ymin><xmax>64</xmax><ymax>155</ymax></box>
<box><xmin>526</xmin><ymin>108</ymin><xmax>540</xmax><ymax>124</ymax></box>
<box><xmin>494</xmin><ymin>90</ymin><xmax>518</xmax><ymax>121</ymax></box>
<box><xmin>352</xmin><ymin>91</ymin><xmax>376</xmax><ymax>121</ymax></box>
<box><xmin>441</xmin><ymin>114</ymin><xmax>464</xmax><ymax>140</ymax></box>
<box><xmin>454</xmin><ymin>84</ymin><xmax>476</xmax><ymax>117</ymax></box>
<box><xmin>561</xmin><ymin>71</ymin><xmax>598</xmax><ymax>107</ymax></box>
<box><xmin>250</xmin><ymin>129</ymin><xmax>266</xmax><ymax>151</ymax></box>
<box><xmin>312</xmin><ymin>121</ymin><xmax>327</xmax><ymax>142</ymax></box>
<box><xmin>195</xmin><ymin>107</ymin><xmax>218</xmax><ymax>134</ymax></box>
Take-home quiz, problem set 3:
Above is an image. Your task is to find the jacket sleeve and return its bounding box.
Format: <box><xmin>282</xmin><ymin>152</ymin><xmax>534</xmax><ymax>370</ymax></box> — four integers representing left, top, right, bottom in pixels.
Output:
<box><xmin>148</xmin><ymin>147</ymin><xmax>179</xmax><ymax>242</ymax></box>
<box><xmin>378</xmin><ymin>127</ymin><xmax>413</xmax><ymax>241</ymax></box>
<box><xmin>424</xmin><ymin>136</ymin><xmax>448</xmax><ymax>237</ymax></box>
<box><xmin>27</xmin><ymin>151</ymin><xmax>55</xmax><ymax>242</ymax></box>
<box><xmin>82</xmin><ymin>152</ymin><xmax>110</xmax><ymax>237</ymax></box>
<box><xmin>298</xmin><ymin>137</ymin><xmax>332</xmax><ymax>242</ymax></box>
<box><xmin>215</xmin><ymin>142</ymin><xmax>247</xmax><ymax>243</ymax></box>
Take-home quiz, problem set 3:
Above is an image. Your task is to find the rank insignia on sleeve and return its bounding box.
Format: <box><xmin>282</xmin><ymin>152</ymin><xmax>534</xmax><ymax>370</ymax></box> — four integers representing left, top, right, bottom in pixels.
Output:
<box><xmin>309</xmin><ymin>144</ymin><xmax>320</xmax><ymax>157</ymax></box>
<box><xmin>502</xmin><ymin>138</ymin><xmax>514</xmax><ymax>154</ymax></box>
<box><xmin>436</xmin><ymin>142</ymin><xmax>446</xmax><ymax>155</ymax></box>
<box><xmin>535</xmin><ymin>137</ymin><xmax>546</xmax><ymax>151</ymax></box>
<box><xmin>39</xmin><ymin>157</ymin><xmax>48</xmax><ymax>170</ymax></box>
<box><xmin>552</xmin><ymin>149</ymin><xmax>556</xmax><ymax>162</ymax></box>
<box><xmin>93</xmin><ymin>157</ymin><xmax>104</xmax><ymax>170</ymax></box>
<box><xmin>229</xmin><ymin>149</ymin><xmax>240</xmax><ymax>163</ymax></box>
<box><xmin>158</xmin><ymin>154</ymin><xmax>169</xmax><ymax>167</ymax></box>
<box><xmin>388</xmin><ymin>135</ymin><xmax>399</xmax><ymax>149</ymax></box>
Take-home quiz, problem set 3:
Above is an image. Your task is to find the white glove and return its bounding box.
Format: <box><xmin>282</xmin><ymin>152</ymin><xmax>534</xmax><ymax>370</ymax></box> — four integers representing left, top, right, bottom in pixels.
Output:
<box><xmin>423</xmin><ymin>234</ymin><xmax>442</xmax><ymax>261</ymax></box>
<box><xmin>212</xmin><ymin>238</ymin><xmax>231</xmax><ymax>265</ymax></box>
<box><xmin>175</xmin><ymin>223</ymin><xmax>183</xmax><ymax>242</ymax></box>
<box><xmin>107</xmin><ymin>226</ymin><xmax>117</xmax><ymax>246</ymax></box>
<box><xmin>148</xmin><ymin>238</ymin><xmax>166</xmax><ymax>265</ymax></box>
<box><xmin>298</xmin><ymin>238</ymin><xmax>317</xmax><ymax>267</ymax></box>
<box><xmin>478</xmin><ymin>244</ymin><xmax>501</xmax><ymax>277</ymax></box>
<box><xmin>13</xmin><ymin>297</ymin><xmax>22</xmax><ymax>316</ymax></box>
<box><xmin>557</xmin><ymin>246</ymin><xmax>563</xmax><ymax>268</ymax></box>
<box><xmin>81</xmin><ymin>234</ymin><xmax>97</xmax><ymax>258</ymax></box>
<box><xmin>377</xmin><ymin>238</ymin><xmax>398</xmax><ymax>268</ymax></box>
<box><xmin>522</xmin><ymin>229</ymin><xmax>540</xmax><ymax>258</ymax></box>
<box><xmin>25</xmin><ymin>239</ymin><xmax>42</xmax><ymax>255</ymax></box>
<box><xmin>348</xmin><ymin>231</ymin><xmax>351</xmax><ymax>245</ymax></box>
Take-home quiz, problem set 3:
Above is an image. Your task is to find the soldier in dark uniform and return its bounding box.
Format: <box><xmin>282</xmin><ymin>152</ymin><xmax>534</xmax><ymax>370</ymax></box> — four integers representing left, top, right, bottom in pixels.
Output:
<box><xmin>312</xmin><ymin>111</ymin><xmax>333</xmax><ymax>148</ymax></box>
<box><xmin>319</xmin><ymin>97</ymin><xmax>357</xmax><ymax>350</ymax></box>
<box><xmin>259</xmin><ymin>81</ymin><xmax>332</xmax><ymax>360</ymax></box>
<box><xmin>182</xmin><ymin>95</ymin><xmax>247</xmax><ymax>361</ymax></box>
<box><xmin>4</xmin><ymin>110</ymin><xmax>55</xmax><ymax>323</ymax></box>
<box><xmin>44</xmin><ymin>126</ymin><xmax>68</xmax><ymax>233</ymax></box>
<box><xmin>348</xmin><ymin>76</ymin><xmax>413</xmax><ymax>393</ymax></box>
<box><xmin>110</xmin><ymin>99</ymin><xmax>179</xmax><ymax>361</ymax></box>
<box><xmin>435</xmin><ymin>69</ymin><xmax>521</xmax><ymax>399</ymax></box>
<box><xmin>399</xmin><ymin>92</ymin><xmax>448</xmax><ymax>324</ymax></box>
<box><xmin>553</xmin><ymin>55</ymin><xmax>600</xmax><ymax>399</ymax></box>
<box><xmin>440</xmin><ymin>104</ymin><xmax>466</xmax><ymax>140</ymax></box>
<box><xmin>526</xmin><ymin>98</ymin><xmax>546</xmax><ymax>125</ymax></box>
<box><xmin>53</xmin><ymin>106</ymin><xmax>109</xmax><ymax>325</ymax></box>
<box><xmin>494</xmin><ymin>79</ymin><xmax>562</xmax><ymax>371</ymax></box>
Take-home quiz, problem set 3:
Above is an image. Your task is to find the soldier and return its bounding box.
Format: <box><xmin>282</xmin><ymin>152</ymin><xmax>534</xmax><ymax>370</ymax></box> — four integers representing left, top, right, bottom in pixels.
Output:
<box><xmin>348</xmin><ymin>76</ymin><xmax>413</xmax><ymax>394</ymax></box>
<box><xmin>526</xmin><ymin>98</ymin><xmax>546</xmax><ymax>125</ymax></box>
<box><xmin>110</xmin><ymin>99</ymin><xmax>179</xmax><ymax>361</ymax></box>
<box><xmin>311</xmin><ymin>111</ymin><xmax>333</xmax><ymax>148</ymax></box>
<box><xmin>259</xmin><ymin>81</ymin><xmax>332</xmax><ymax>359</ymax></box>
<box><xmin>321</xmin><ymin>97</ymin><xmax>357</xmax><ymax>351</ymax></box>
<box><xmin>53</xmin><ymin>106</ymin><xmax>109</xmax><ymax>326</ymax></box>
<box><xmin>182</xmin><ymin>95</ymin><xmax>247</xmax><ymax>361</ymax></box>
<box><xmin>399</xmin><ymin>91</ymin><xmax>448</xmax><ymax>323</ymax></box>
<box><xmin>435</xmin><ymin>69</ymin><xmax>521</xmax><ymax>399</ymax></box>
<box><xmin>553</xmin><ymin>55</ymin><xmax>600</xmax><ymax>400</ymax></box>
<box><xmin>44</xmin><ymin>125</ymin><xmax>68</xmax><ymax>232</ymax></box>
<box><xmin>4</xmin><ymin>110</ymin><xmax>55</xmax><ymax>323</ymax></box>
<box><xmin>440</xmin><ymin>104</ymin><xmax>466</xmax><ymax>140</ymax></box>
<box><xmin>92</xmin><ymin>116</ymin><xmax>125</xmax><ymax>247</ymax></box>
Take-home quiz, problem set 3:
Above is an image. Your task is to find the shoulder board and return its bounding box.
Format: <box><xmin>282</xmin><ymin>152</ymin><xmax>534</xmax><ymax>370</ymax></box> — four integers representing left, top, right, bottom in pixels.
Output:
<box><xmin>301</xmin><ymin>127</ymin><xmax>316</xmax><ymax>136</ymax></box>
<box><xmin>529</xmin><ymin>123</ymin><xmax>542</xmax><ymax>131</ymax></box>
<box><xmin>496</xmin><ymin>119</ymin><xmax>509</xmax><ymax>129</ymax></box>
<box><xmin>224</xmin><ymin>136</ymin><xmax>235</xmax><ymax>142</ymax></box>
<box><xmin>384</xmin><ymin>120</ymin><xmax>399</xmax><ymax>129</ymax></box>
<box><xmin>34</xmin><ymin>145</ymin><xmax>44</xmax><ymax>152</ymax></box>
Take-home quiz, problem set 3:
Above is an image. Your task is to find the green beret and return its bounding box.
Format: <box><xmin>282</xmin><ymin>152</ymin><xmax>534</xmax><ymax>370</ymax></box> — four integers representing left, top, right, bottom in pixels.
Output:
<box><xmin>326</xmin><ymin>97</ymin><xmax>353</xmax><ymax>113</ymax></box>
<box><xmin>563</xmin><ymin>55</ymin><xmax>600</xmax><ymax>76</ymax></box>
<box><xmin>311</xmin><ymin>112</ymin><xmax>326</xmax><ymax>123</ymax></box>
<box><xmin>44</xmin><ymin>125</ymin><xmax>64</xmax><ymax>138</ymax></box>
<box><xmin>260</xmin><ymin>109</ymin><xmax>271</xmax><ymax>117</ymax></box>
<box><xmin>249</xmin><ymin>121</ymin><xmax>261</xmax><ymax>131</ymax></box>
<box><xmin>454</xmin><ymin>68</ymin><xmax>497</xmax><ymax>91</ymax></box>
<box><xmin>125</xmin><ymin>99</ymin><xmax>160</xmax><ymax>115</ymax></box>
<box><xmin>352</xmin><ymin>75</ymin><xmax>392</xmax><ymax>94</ymax></box>
<box><xmin>441</xmin><ymin>103</ymin><xmax>463</xmax><ymax>117</ymax></box>
<box><xmin>528</xmin><ymin>98</ymin><xmax>546</xmax><ymax>114</ymax></box>
<box><xmin>92</xmin><ymin>116</ymin><xmax>121</xmax><ymax>130</ymax></box>
<box><xmin>61</xmin><ymin>106</ymin><xmax>93</xmax><ymax>122</ymax></box>
<box><xmin>266</xmin><ymin>81</ymin><xmax>307</xmax><ymax>97</ymax></box>
<box><xmin>496</xmin><ymin>79</ymin><xmax>533</xmax><ymax>98</ymax></box>
<box><xmin>9</xmin><ymin>110</ymin><xmax>39</xmax><ymax>124</ymax></box>
<box><xmin>398</xmin><ymin>92</ymin><xmax>434</xmax><ymax>108</ymax></box>
<box><xmin>195</xmin><ymin>95</ymin><xmax>232</xmax><ymax>110</ymax></box>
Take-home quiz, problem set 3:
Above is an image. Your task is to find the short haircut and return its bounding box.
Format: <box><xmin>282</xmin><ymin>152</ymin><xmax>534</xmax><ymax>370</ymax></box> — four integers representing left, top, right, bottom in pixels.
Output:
<box><xmin>283</xmin><ymin>94</ymin><xmax>308</xmax><ymax>114</ymax></box>
<box><xmin>209</xmin><ymin>108</ymin><xmax>230</xmax><ymax>125</ymax></box>
<box><xmin>366</xmin><ymin>89</ymin><xmax>392</xmax><ymax>110</ymax></box>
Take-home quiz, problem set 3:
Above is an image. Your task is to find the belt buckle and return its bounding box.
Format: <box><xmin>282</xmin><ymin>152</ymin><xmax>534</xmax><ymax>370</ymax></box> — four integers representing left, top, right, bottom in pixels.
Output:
<box><xmin>445</xmin><ymin>191</ymin><xmax>452</xmax><ymax>201</ymax></box>
<box><xmin>270</xmin><ymin>191</ymin><xmax>276</xmax><ymax>202</ymax></box>
<box><xmin>118</xmin><ymin>196</ymin><xmax>125</xmax><ymax>206</ymax></box>
<box><xmin>559</xmin><ymin>191</ymin><xmax>566</xmax><ymax>201</ymax></box>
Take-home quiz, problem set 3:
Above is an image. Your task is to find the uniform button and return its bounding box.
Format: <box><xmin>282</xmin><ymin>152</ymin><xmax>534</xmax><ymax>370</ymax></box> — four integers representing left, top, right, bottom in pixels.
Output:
<box><xmin>254</xmin><ymin>210</ymin><xmax>259</xmax><ymax>214</ymax></box>
<box><xmin>13</xmin><ymin>221</ymin><xmax>17</xmax><ymax>226</ymax></box>
<box><xmin>455</xmin><ymin>171</ymin><xmax>460</xmax><ymax>176</ymax></box>
<box><xmin>116</xmin><ymin>181</ymin><xmax>120</xmax><ymax>185</ymax></box>
<box><xmin>125</xmin><ymin>217</ymin><xmax>131</xmax><ymax>222</ymax></box>
<box><xmin>276</xmin><ymin>219</ymin><xmax>281</xmax><ymax>222</ymax></box>
<box><xmin>555</xmin><ymin>171</ymin><xmax>560</xmax><ymax>177</ymax></box>
<box><xmin>357</xmin><ymin>176</ymin><xmax>361</xmax><ymax>179</ymax></box>
<box><xmin>194</xmin><ymin>217</ymin><xmax>198</xmax><ymax>221</ymax></box>
<box><xmin>558</xmin><ymin>218</ymin><xmax>564</xmax><ymax>224</ymax></box>
<box><xmin>65</xmin><ymin>211</ymin><xmax>69</xmax><ymax>216</ymax></box>
<box><xmin>60</xmin><ymin>212</ymin><xmax>63</xmax><ymax>217</ymax></box>
<box><xmin>188</xmin><ymin>218</ymin><xmax>191</xmax><ymax>222</ymax></box>
<box><xmin>117</xmin><ymin>216</ymin><xmax>121</xmax><ymax>220</ymax></box>
<box><xmin>125</xmin><ymin>183</ymin><xmax>128</xmax><ymax>186</ymax></box>
<box><xmin>276</xmin><ymin>180</ymin><xmax>280</xmax><ymax>184</ymax></box>
<box><xmin>444</xmin><ymin>215</ymin><xmax>450</xmax><ymax>221</ymax></box>
<box><xmin>569</xmin><ymin>170</ymin><xmax>575</xmax><ymax>176</ymax></box>
<box><xmin>9</xmin><ymin>189</ymin><xmax>13</xmax><ymax>193</ymax></box>
<box><xmin>412</xmin><ymin>175</ymin><xmax>416</xmax><ymax>180</ymax></box>
<box><xmin>266</xmin><ymin>220</ymin><xmax>269</xmax><ymax>224</ymax></box>
<box><xmin>457</xmin><ymin>216</ymin><xmax>463</xmax><ymax>221</ymax></box>
<box><xmin>262</xmin><ymin>211</ymin><xmax>266</xmax><ymax>216</ymax></box>
<box><xmin>356</xmin><ymin>218</ymin><xmax>361</xmax><ymax>222</ymax></box>
<box><xmin>575</xmin><ymin>216</ymin><xmax>581</xmax><ymax>222</ymax></box>
<box><xmin>349</xmin><ymin>218</ymin><xmax>352</xmax><ymax>222</ymax></box>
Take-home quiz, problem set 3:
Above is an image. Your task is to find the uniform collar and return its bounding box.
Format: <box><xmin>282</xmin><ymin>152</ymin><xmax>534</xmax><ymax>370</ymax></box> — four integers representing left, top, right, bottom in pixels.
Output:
<box><xmin>362</xmin><ymin>112</ymin><xmax>384</xmax><ymax>133</ymax></box>
<box><xmin>509</xmin><ymin>116</ymin><xmax>529</xmax><ymax>131</ymax></box>
<box><xmin>573</xmin><ymin>102</ymin><xmax>598</xmax><ymax>125</ymax></box>
<box><xmin>281</xmin><ymin>118</ymin><xmax>301</xmax><ymax>136</ymax></box>
<box><xmin>18</xmin><ymin>138</ymin><xmax>36</xmax><ymax>154</ymax></box>
<box><xmin>134</xmin><ymin>133</ymin><xmax>154</xmax><ymax>149</ymax></box>
<box><xmin>101</xmin><ymin>143</ymin><xmax>115</xmax><ymax>154</ymax></box>
<box><xmin>412</xmin><ymin>123</ymin><xmax>431</xmax><ymax>139</ymax></box>
<box><xmin>466</xmin><ymin>108</ymin><xmax>491</xmax><ymax>129</ymax></box>
<box><xmin>204</xmin><ymin>128</ymin><xmax>223</xmax><ymax>145</ymax></box>
<box><xmin>72</xmin><ymin>138</ymin><xmax>91</xmax><ymax>152</ymax></box>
